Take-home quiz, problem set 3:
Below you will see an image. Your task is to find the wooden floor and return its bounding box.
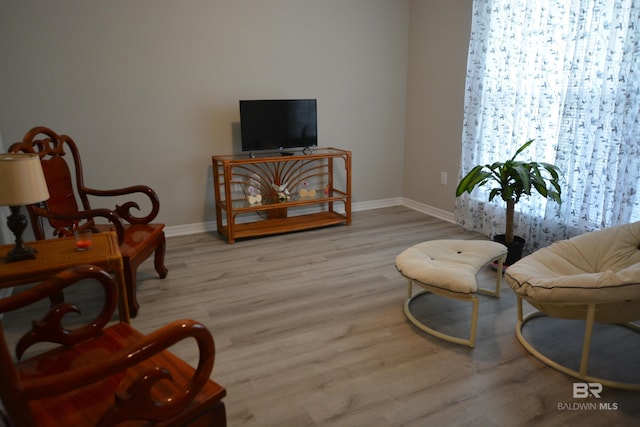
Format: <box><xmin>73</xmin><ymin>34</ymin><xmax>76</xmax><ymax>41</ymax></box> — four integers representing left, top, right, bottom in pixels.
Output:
<box><xmin>3</xmin><ymin>207</ymin><xmax>639</xmax><ymax>426</ymax></box>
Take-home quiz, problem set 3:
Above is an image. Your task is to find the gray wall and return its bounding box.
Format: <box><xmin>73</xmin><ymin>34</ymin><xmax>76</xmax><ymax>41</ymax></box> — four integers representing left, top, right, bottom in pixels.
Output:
<box><xmin>404</xmin><ymin>0</ymin><xmax>472</xmax><ymax>215</ymax></box>
<box><xmin>0</xmin><ymin>130</ymin><xmax>11</xmax><ymax>298</ymax></box>
<box><xmin>0</xmin><ymin>0</ymin><xmax>473</xmax><ymax>231</ymax></box>
<box><xmin>0</xmin><ymin>129</ymin><xmax>9</xmax><ymax>245</ymax></box>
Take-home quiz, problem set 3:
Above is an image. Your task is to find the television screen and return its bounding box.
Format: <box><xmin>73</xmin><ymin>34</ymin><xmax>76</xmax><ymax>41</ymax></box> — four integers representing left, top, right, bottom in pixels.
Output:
<box><xmin>239</xmin><ymin>99</ymin><xmax>317</xmax><ymax>152</ymax></box>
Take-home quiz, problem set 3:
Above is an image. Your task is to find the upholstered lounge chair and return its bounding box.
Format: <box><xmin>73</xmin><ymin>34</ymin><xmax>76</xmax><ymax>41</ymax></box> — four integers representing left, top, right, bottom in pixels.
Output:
<box><xmin>505</xmin><ymin>221</ymin><xmax>640</xmax><ymax>390</ymax></box>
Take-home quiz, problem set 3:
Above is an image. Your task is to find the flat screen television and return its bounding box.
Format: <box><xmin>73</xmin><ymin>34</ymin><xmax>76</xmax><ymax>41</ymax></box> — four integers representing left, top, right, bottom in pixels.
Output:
<box><xmin>239</xmin><ymin>99</ymin><xmax>317</xmax><ymax>153</ymax></box>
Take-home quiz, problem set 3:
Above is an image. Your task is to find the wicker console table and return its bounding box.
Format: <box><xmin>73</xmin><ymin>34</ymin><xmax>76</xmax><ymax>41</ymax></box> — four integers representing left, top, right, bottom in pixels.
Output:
<box><xmin>212</xmin><ymin>147</ymin><xmax>351</xmax><ymax>243</ymax></box>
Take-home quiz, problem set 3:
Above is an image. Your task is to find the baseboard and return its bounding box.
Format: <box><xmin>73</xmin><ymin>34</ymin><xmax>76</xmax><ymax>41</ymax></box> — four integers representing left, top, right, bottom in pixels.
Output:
<box><xmin>352</xmin><ymin>197</ymin><xmax>403</xmax><ymax>212</ymax></box>
<box><xmin>399</xmin><ymin>197</ymin><xmax>455</xmax><ymax>223</ymax></box>
<box><xmin>163</xmin><ymin>197</ymin><xmax>454</xmax><ymax>238</ymax></box>
<box><xmin>164</xmin><ymin>222</ymin><xmax>216</xmax><ymax>237</ymax></box>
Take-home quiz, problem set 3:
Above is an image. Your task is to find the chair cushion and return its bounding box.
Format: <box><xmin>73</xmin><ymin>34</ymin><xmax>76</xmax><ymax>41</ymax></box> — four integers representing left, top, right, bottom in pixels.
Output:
<box><xmin>95</xmin><ymin>223</ymin><xmax>164</xmax><ymax>256</ymax></box>
<box><xmin>395</xmin><ymin>240</ymin><xmax>507</xmax><ymax>294</ymax></box>
<box><xmin>506</xmin><ymin>221</ymin><xmax>640</xmax><ymax>304</ymax></box>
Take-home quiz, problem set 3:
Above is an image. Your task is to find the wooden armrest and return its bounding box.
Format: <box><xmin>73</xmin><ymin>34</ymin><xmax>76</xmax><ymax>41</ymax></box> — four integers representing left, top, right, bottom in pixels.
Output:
<box><xmin>0</xmin><ymin>265</ymin><xmax>118</xmax><ymax>359</ymax></box>
<box><xmin>30</xmin><ymin>205</ymin><xmax>126</xmax><ymax>244</ymax></box>
<box><xmin>23</xmin><ymin>319</ymin><xmax>215</xmax><ymax>399</ymax></box>
<box><xmin>82</xmin><ymin>184</ymin><xmax>161</xmax><ymax>224</ymax></box>
<box><xmin>17</xmin><ymin>320</ymin><xmax>217</xmax><ymax>425</ymax></box>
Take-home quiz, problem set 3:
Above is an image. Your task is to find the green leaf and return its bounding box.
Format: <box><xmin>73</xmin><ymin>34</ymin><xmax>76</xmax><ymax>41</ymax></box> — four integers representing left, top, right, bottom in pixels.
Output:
<box><xmin>510</xmin><ymin>163</ymin><xmax>532</xmax><ymax>195</ymax></box>
<box><xmin>488</xmin><ymin>188</ymin><xmax>500</xmax><ymax>201</ymax></box>
<box><xmin>455</xmin><ymin>166</ymin><xmax>491</xmax><ymax>196</ymax></box>
<box><xmin>510</xmin><ymin>139</ymin><xmax>534</xmax><ymax>161</ymax></box>
<box><xmin>540</xmin><ymin>162</ymin><xmax>561</xmax><ymax>179</ymax></box>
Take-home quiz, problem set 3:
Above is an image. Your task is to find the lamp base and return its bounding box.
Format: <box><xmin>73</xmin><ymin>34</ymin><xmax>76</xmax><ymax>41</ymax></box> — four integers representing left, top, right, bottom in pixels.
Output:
<box><xmin>4</xmin><ymin>205</ymin><xmax>37</xmax><ymax>263</ymax></box>
<box><xmin>5</xmin><ymin>243</ymin><xmax>37</xmax><ymax>263</ymax></box>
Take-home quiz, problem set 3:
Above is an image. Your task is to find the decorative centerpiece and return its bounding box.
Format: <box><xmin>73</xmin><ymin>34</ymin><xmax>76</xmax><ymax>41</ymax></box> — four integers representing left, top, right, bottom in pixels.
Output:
<box><xmin>245</xmin><ymin>185</ymin><xmax>262</xmax><ymax>205</ymax></box>
<box><xmin>272</xmin><ymin>182</ymin><xmax>291</xmax><ymax>201</ymax></box>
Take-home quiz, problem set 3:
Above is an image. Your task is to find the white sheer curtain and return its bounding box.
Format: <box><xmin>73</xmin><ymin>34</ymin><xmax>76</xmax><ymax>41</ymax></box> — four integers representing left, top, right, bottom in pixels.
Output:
<box><xmin>456</xmin><ymin>0</ymin><xmax>640</xmax><ymax>252</ymax></box>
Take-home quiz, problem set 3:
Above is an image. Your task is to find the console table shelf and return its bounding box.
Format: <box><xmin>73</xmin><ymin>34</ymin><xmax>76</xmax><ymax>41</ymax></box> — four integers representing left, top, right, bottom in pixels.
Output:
<box><xmin>212</xmin><ymin>148</ymin><xmax>351</xmax><ymax>243</ymax></box>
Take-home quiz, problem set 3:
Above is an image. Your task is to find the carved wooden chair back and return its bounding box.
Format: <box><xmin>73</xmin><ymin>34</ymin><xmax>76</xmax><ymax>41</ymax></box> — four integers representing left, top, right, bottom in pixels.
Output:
<box><xmin>8</xmin><ymin>126</ymin><xmax>159</xmax><ymax>238</ymax></box>
<box><xmin>9</xmin><ymin>126</ymin><xmax>90</xmax><ymax>237</ymax></box>
<box><xmin>8</xmin><ymin>126</ymin><xmax>168</xmax><ymax>317</ymax></box>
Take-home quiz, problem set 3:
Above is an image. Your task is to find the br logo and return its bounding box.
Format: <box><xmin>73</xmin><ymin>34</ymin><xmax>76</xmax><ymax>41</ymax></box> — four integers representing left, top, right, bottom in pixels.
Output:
<box><xmin>573</xmin><ymin>382</ymin><xmax>603</xmax><ymax>398</ymax></box>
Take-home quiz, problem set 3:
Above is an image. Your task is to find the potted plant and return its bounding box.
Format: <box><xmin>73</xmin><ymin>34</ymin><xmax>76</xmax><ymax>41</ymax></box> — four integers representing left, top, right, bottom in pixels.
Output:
<box><xmin>455</xmin><ymin>139</ymin><xmax>562</xmax><ymax>265</ymax></box>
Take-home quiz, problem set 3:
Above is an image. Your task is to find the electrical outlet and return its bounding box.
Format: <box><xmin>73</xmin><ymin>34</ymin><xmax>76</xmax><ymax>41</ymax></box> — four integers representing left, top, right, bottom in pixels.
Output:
<box><xmin>440</xmin><ymin>171</ymin><xmax>448</xmax><ymax>186</ymax></box>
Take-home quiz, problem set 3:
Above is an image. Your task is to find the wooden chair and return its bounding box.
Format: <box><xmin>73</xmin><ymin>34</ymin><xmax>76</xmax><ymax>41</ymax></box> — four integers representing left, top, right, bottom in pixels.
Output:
<box><xmin>0</xmin><ymin>265</ymin><xmax>227</xmax><ymax>426</ymax></box>
<box><xmin>9</xmin><ymin>126</ymin><xmax>168</xmax><ymax>317</ymax></box>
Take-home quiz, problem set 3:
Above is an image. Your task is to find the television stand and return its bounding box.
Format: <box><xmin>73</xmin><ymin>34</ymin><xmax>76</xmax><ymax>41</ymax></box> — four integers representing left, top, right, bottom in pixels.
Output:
<box><xmin>212</xmin><ymin>148</ymin><xmax>351</xmax><ymax>243</ymax></box>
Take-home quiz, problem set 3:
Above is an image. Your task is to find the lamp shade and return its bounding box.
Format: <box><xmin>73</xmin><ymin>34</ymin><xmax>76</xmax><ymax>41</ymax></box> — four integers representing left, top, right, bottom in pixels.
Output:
<box><xmin>0</xmin><ymin>153</ymin><xmax>50</xmax><ymax>206</ymax></box>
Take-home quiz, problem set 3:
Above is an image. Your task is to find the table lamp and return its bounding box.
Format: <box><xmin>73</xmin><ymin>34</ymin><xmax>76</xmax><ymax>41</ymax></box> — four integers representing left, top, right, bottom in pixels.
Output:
<box><xmin>0</xmin><ymin>153</ymin><xmax>50</xmax><ymax>262</ymax></box>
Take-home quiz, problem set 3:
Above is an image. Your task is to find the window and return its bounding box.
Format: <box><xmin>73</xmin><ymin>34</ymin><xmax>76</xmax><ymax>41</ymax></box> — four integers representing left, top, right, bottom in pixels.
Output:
<box><xmin>455</xmin><ymin>0</ymin><xmax>640</xmax><ymax>250</ymax></box>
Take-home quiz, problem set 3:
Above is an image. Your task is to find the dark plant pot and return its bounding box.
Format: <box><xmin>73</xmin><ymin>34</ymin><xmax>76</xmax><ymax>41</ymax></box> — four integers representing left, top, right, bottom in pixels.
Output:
<box><xmin>493</xmin><ymin>234</ymin><xmax>525</xmax><ymax>266</ymax></box>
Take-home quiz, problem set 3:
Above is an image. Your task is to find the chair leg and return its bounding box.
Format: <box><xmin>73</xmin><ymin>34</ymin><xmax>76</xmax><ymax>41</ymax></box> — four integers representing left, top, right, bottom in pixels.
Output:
<box><xmin>121</xmin><ymin>234</ymin><xmax>167</xmax><ymax>319</ymax></box>
<box><xmin>404</xmin><ymin>280</ymin><xmax>479</xmax><ymax>348</ymax></box>
<box><xmin>154</xmin><ymin>233</ymin><xmax>168</xmax><ymax>279</ymax></box>
<box><xmin>579</xmin><ymin>303</ymin><xmax>596</xmax><ymax>377</ymax></box>
<box><xmin>514</xmin><ymin>299</ymin><xmax>640</xmax><ymax>391</ymax></box>
<box><xmin>122</xmin><ymin>261</ymin><xmax>140</xmax><ymax>318</ymax></box>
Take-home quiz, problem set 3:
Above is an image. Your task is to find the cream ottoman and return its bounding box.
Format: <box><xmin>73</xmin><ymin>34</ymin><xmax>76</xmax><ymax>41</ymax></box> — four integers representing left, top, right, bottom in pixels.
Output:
<box><xmin>395</xmin><ymin>239</ymin><xmax>508</xmax><ymax>348</ymax></box>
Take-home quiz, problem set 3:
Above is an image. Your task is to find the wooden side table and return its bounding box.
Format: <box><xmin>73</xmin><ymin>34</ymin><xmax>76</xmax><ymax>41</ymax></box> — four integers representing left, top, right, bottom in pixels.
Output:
<box><xmin>0</xmin><ymin>231</ymin><xmax>130</xmax><ymax>323</ymax></box>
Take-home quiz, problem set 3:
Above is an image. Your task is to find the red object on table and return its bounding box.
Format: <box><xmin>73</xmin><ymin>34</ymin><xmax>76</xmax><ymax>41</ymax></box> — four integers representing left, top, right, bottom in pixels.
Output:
<box><xmin>76</xmin><ymin>240</ymin><xmax>92</xmax><ymax>250</ymax></box>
